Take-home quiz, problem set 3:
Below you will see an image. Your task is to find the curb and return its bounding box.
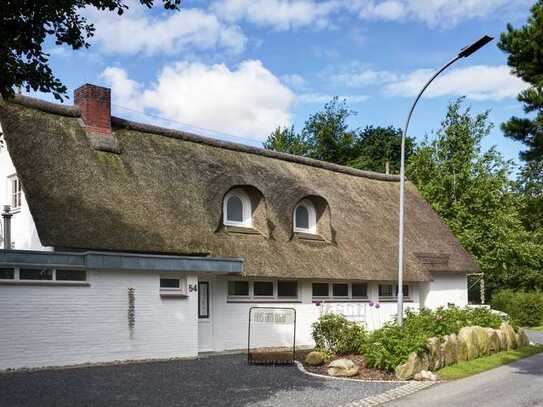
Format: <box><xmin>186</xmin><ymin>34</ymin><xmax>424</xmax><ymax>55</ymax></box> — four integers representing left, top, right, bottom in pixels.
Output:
<box><xmin>339</xmin><ymin>381</ymin><xmax>436</xmax><ymax>406</ymax></box>
<box><xmin>294</xmin><ymin>360</ymin><xmax>410</xmax><ymax>384</ymax></box>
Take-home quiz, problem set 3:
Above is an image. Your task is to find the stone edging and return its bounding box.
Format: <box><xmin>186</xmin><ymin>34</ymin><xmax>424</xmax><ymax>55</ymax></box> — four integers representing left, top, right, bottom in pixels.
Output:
<box><xmin>339</xmin><ymin>381</ymin><xmax>436</xmax><ymax>407</ymax></box>
<box><xmin>293</xmin><ymin>361</ymin><xmax>410</xmax><ymax>384</ymax></box>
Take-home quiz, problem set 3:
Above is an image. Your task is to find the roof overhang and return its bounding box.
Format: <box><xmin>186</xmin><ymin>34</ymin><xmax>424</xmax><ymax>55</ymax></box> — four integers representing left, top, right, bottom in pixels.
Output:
<box><xmin>0</xmin><ymin>249</ymin><xmax>243</xmax><ymax>274</ymax></box>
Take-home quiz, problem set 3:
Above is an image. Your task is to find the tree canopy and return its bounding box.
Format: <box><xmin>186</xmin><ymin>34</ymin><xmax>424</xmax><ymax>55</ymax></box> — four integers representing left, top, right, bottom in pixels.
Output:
<box><xmin>0</xmin><ymin>0</ymin><xmax>180</xmax><ymax>101</ymax></box>
<box><xmin>264</xmin><ymin>97</ymin><xmax>413</xmax><ymax>173</ymax></box>
<box><xmin>498</xmin><ymin>0</ymin><xmax>543</xmax><ymax>162</ymax></box>
<box><xmin>408</xmin><ymin>98</ymin><xmax>543</xmax><ymax>294</ymax></box>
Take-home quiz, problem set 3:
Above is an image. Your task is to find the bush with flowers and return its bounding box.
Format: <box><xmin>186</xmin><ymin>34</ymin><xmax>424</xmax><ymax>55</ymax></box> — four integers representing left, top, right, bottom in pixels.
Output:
<box><xmin>311</xmin><ymin>306</ymin><xmax>505</xmax><ymax>372</ymax></box>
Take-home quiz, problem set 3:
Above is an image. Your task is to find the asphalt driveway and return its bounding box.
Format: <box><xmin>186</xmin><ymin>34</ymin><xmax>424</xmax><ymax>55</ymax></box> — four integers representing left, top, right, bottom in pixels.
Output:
<box><xmin>0</xmin><ymin>355</ymin><xmax>401</xmax><ymax>407</ymax></box>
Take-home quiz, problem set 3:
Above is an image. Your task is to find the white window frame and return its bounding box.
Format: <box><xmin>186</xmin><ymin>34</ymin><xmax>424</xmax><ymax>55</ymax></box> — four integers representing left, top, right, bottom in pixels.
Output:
<box><xmin>0</xmin><ymin>267</ymin><xmax>88</xmax><ymax>284</ymax></box>
<box><xmin>223</xmin><ymin>189</ymin><xmax>252</xmax><ymax>228</ymax></box>
<box><xmin>378</xmin><ymin>284</ymin><xmax>411</xmax><ymax>301</ymax></box>
<box><xmin>159</xmin><ymin>275</ymin><xmax>188</xmax><ymax>297</ymax></box>
<box><xmin>293</xmin><ymin>199</ymin><xmax>317</xmax><ymax>234</ymax></box>
<box><xmin>227</xmin><ymin>279</ymin><xmax>299</xmax><ymax>302</ymax></box>
<box><xmin>8</xmin><ymin>174</ymin><xmax>22</xmax><ymax>211</ymax></box>
<box><xmin>312</xmin><ymin>282</ymin><xmax>369</xmax><ymax>301</ymax></box>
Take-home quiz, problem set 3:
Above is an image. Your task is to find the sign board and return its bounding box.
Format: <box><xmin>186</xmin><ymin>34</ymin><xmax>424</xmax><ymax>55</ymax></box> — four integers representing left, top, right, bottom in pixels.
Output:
<box><xmin>250</xmin><ymin>308</ymin><xmax>295</xmax><ymax>325</ymax></box>
<box><xmin>247</xmin><ymin>307</ymin><xmax>296</xmax><ymax>365</ymax></box>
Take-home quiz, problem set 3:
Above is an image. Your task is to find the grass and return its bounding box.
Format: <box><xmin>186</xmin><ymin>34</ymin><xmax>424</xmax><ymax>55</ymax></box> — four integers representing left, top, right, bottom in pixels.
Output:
<box><xmin>437</xmin><ymin>345</ymin><xmax>543</xmax><ymax>380</ymax></box>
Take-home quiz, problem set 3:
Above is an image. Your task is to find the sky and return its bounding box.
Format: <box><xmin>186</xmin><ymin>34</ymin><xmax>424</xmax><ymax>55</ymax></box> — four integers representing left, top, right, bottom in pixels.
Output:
<box><xmin>40</xmin><ymin>0</ymin><xmax>535</xmax><ymax>170</ymax></box>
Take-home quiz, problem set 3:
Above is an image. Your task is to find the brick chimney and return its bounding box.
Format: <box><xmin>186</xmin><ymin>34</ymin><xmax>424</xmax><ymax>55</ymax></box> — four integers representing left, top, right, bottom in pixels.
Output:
<box><xmin>74</xmin><ymin>84</ymin><xmax>120</xmax><ymax>153</ymax></box>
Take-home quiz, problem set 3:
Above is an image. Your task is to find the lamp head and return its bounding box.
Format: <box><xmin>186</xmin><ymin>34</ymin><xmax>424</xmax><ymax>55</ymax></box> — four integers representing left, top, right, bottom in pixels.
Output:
<box><xmin>458</xmin><ymin>35</ymin><xmax>494</xmax><ymax>58</ymax></box>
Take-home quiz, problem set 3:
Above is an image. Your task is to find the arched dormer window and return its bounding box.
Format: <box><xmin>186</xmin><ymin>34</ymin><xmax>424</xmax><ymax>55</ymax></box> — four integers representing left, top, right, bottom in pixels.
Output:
<box><xmin>223</xmin><ymin>189</ymin><xmax>252</xmax><ymax>227</ymax></box>
<box><xmin>294</xmin><ymin>199</ymin><xmax>317</xmax><ymax>234</ymax></box>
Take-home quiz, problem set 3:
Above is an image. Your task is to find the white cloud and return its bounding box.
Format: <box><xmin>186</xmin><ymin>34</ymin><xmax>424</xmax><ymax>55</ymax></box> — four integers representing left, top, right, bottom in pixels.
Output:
<box><xmin>211</xmin><ymin>0</ymin><xmax>342</xmax><ymax>30</ymax></box>
<box><xmin>297</xmin><ymin>93</ymin><xmax>368</xmax><ymax>104</ymax></box>
<box><xmin>87</xmin><ymin>7</ymin><xmax>247</xmax><ymax>55</ymax></box>
<box><xmin>351</xmin><ymin>0</ymin><xmax>531</xmax><ymax>27</ymax></box>
<box><xmin>281</xmin><ymin>74</ymin><xmax>307</xmax><ymax>89</ymax></box>
<box><xmin>332</xmin><ymin>68</ymin><xmax>399</xmax><ymax>87</ymax></box>
<box><xmin>102</xmin><ymin>60</ymin><xmax>295</xmax><ymax>140</ymax></box>
<box><xmin>100</xmin><ymin>67</ymin><xmax>143</xmax><ymax>110</ymax></box>
<box><xmin>385</xmin><ymin>65</ymin><xmax>528</xmax><ymax>101</ymax></box>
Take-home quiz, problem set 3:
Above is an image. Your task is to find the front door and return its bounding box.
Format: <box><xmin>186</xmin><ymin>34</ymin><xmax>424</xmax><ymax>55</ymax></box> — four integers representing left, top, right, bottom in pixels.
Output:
<box><xmin>198</xmin><ymin>280</ymin><xmax>213</xmax><ymax>352</ymax></box>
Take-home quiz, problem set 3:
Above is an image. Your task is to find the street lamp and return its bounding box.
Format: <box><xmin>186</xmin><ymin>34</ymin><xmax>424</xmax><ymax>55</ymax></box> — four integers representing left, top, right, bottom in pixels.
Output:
<box><xmin>396</xmin><ymin>35</ymin><xmax>493</xmax><ymax>325</ymax></box>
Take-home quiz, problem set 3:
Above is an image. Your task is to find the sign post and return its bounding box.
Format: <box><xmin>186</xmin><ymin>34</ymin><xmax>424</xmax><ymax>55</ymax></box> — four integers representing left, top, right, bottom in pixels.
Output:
<box><xmin>247</xmin><ymin>307</ymin><xmax>296</xmax><ymax>365</ymax></box>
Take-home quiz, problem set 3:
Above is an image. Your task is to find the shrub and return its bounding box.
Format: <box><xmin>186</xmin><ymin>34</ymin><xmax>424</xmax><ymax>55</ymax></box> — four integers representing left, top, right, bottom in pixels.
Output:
<box><xmin>491</xmin><ymin>289</ymin><xmax>543</xmax><ymax>327</ymax></box>
<box><xmin>361</xmin><ymin>306</ymin><xmax>503</xmax><ymax>372</ymax></box>
<box><xmin>311</xmin><ymin>314</ymin><xmax>367</xmax><ymax>355</ymax></box>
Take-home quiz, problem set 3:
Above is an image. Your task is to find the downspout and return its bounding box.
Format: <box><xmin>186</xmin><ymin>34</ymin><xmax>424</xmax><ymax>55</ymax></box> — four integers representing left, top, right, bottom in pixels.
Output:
<box><xmin>2</xmin><ymin>205</ymin><xmax>12</xmax><ymax>250</ymax></box>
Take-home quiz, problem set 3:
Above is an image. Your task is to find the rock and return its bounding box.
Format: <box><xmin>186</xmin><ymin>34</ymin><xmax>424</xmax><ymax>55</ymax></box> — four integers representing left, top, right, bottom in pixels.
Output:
<box><xmin>395</xmin><ymin>352</ymin><xmax>430</xmax><ymax>381</ymax></box>
<box><xmin>496</xmin><ymin>330</ymin><xmax>508</xmax><ymax>351</ymax></box>
<box><xmin>500</xmin><ymin>323</ymin><xmax>518</xmax><ymax>350</ymax></box>
<box><xmin>327</xmin><ymin>359</ymin><xmax>359</xmax><ymax>377</ymax></box>
<box><xmin>517</xmin><ymin>329</ymin><xmax>530</xmax><ymax>347</ymax></box>
<box><xmin>427</xmin><ymin>337</ymin><xmax>445</xmax><ymax>370</ymax></box>
<box><xmin>304</xmin><ymin>351</ymin><xmax>326</xmax><ymax>366</ymax></box>
<box><xmin>458</xmin><ymin>327</ymin><xmax>479</xmax><ymax>360</ymax></box>
<box><xmin>414</xmin><ymin>370</ymin><xmax>438</xmax><ymax>381</ymax></box>
<box><xmin>473</xmin><ymin>326</ymin><xmax>490</xmax><ymax>356</ymax></box>
<box><xmin>441</xmin><ymin>334</ymin><xmax>459</xmax><ymax>366</ymax></box>
<box><xmin>485</xmin><ymin>328</ymin><xmax>501</xmax><ymax>354</ymax></box>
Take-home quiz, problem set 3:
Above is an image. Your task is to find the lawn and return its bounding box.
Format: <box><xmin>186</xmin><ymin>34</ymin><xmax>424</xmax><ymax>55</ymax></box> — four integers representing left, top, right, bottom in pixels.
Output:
<box><xmin>529</xmin><ymin>326</ymin><xmax>543</xmax><ymax>332</ymax></box>
<box><xmin>437</xmin><ymin>345</ymin><xmax>543</xmax><ymax>380</ymax></box>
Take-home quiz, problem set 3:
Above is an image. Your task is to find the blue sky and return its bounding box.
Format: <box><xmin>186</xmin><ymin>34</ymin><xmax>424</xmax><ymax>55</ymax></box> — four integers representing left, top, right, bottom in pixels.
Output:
<box><xmin>41</xmin><ymin>0</ymin><xmax>534</xmax><ymax>169</ymax></box>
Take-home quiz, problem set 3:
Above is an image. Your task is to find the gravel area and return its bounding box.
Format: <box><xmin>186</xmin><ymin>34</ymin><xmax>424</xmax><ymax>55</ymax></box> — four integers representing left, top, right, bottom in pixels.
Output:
<box><xmin>0</xmin><ymin>354</ymin><xmax>402</xmax><ymax>407</ymax></box>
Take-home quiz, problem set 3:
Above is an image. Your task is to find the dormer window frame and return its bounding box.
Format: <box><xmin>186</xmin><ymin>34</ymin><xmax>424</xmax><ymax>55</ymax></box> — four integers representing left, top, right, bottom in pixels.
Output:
<box><xmin>293</xmin><ymin>198</ymin><xmax>317</xmax><ymax>234</ymax></box>
<box><xmin>223</xmin><ymin>188</ymin><xmax>252</xmax><ymax>228</ymax></box>
<box><xmin>8</xmin><ymin>174</ymin><xmax>22</xmax><ymax>212</ymax></box>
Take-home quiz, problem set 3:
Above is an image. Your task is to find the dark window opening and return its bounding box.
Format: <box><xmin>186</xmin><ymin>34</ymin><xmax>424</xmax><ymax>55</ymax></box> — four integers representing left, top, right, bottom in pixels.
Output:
<box><xmin>254</xmin><ymin>281</ymin><xmax>274</xmax><ymax>296</ymax></box>
<box><xmin>277</xmin><ymin>281</ymin><xmax>298</xmax><ymax>298</ymax></box>
<box><xmin>20</xmin><ymin>269</ymin><xmax>53</xmax><ymax>281</ymax></box>
<box><xmin>160</xmin><ymin>278</ymin><xmax>180</xmax><ymax>289</ymax></box>
<box><xmin>312</xmin><ymin>282</ymin><xmax>329</xmax><ymax>297</ymax></box>
<box><xmin>332</xmin><ymin>283</ymin><xmax>348</xmax><ymax>297</ymax></box>
<box><xmin>228</xmin><ymin>281</ymin><xmax>249</xmax><ymax>296</ymax></box>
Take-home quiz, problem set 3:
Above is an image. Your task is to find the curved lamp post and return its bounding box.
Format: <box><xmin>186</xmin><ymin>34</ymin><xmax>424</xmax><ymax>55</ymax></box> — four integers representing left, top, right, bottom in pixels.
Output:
<box><xmin>397</xmin><ymin>35</ymin><xmax>494</xmax><ymax>325</ymax></box>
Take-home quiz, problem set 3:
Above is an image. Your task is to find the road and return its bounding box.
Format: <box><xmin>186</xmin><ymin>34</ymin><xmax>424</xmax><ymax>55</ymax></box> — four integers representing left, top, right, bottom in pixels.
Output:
<box><xmin>387</xmin><ymin>331</ymin><xmax>543</xmax><ymax>407</ymax></box>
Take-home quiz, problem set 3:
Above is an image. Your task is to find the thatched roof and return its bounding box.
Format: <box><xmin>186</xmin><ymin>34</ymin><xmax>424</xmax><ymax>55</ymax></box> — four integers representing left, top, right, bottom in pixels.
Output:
<box><xmin>0</xmin><ymin>96</ymin><xmax>478</xmax><ymax>281</ymax></box>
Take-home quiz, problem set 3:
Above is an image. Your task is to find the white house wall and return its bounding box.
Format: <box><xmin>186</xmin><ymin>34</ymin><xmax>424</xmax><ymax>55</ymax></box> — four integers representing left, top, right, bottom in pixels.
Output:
<box><xmin>0</xmin><ymin>270</ymin><xmax>199</xmax><ymax>370</ymax></box>
<box><xmin>421</xmin><ymin>272</ymin><xmax>468</xmax><ymax>309</ymax></box>
<box><xmin>0</xmin><ymin>143</ymin><xmax>49</xmax><ymax>251</ymax></box>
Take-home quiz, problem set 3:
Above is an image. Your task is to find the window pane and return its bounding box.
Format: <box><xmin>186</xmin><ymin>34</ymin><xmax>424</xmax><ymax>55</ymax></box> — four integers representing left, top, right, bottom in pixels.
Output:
<box><xmin>226</xmin><ymin>196</ymin><xmax>243</xmax><ymax>222</ymax></box>
<box><xmin>332</xmin><ymin>283</ymin><xmax>348</xmax><ymax>297</ymax></box>
<box><xmin>352</xmin><ymin>283</ymin><xmax>367</xmax><ymax>298</ymax></box>
<box><xmin>379</xmin><ymin>284</ymin><xmax>393</xmax><ymax>297</ymax></box>
<box><xmin>396</xmin><ymin>285</ymin><xmax>409</xmax><ymax>298</ymax></box>
<box><xmin>56</xmin><ymin>270</ymin><xmax>86</xmax><ymax>281</ymax></box>
<box><xmin>295</xmin><ymin>205</ymin><xmax>309</xmax><ymax>229</ymax></box>
<box><xmin>228</xmin><ymin>281</ymin><xmax>249</xmax><ymax>296</ymax></box>
<box><xmin>20</xmin><ymin>269</ymin><xmax>53</xmax><ymax>280</ymax></box>
<box><xmin>0</xmin><ymin>268</ymin><xmax>14</xmax><ymax>279</ymax></box>
<box><xmin>160</xmin><ymin>278</ymin><xmax>180</xmax><ymax>288</ymax></box>
<box><xmin>312</xmin><ymin>283</ymin><xmax>329</xmax><ymax>297</ymax></box>
<box><xmin>277</xmin><ymin>281</ymin><xmax>298</xmax><ymax>298</ymax></box>
<box><xmin>254</xmin><ymin>281</ymin><xmax>274</xmax><ymax>296</ymax></box>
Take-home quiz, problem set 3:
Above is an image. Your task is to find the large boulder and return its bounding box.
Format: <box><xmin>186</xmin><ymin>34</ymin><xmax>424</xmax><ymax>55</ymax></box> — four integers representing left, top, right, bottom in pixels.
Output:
<box><xmin>485</xmin><ymin>328</ymin><xmax>501</xmax><ymax>354</ymax></box>
<box><xmin>441</xmin><ymin>334</ymin><xmax>459</xmax><ymax>366</ymax></box>
<box><xmin>414</xmin><ymin>370</ymin><xmax>438</xmax><ymax>381</ymax></box>
<box><xmin>458</xmin><ymin>326</ymin><xmax>480</xmax><ymax>360</ymax></box>
<box><xmin>517</xmin><ymin>329</ymin><xmax>530</xmax><ymax>348</ymax></box>
<box><xmin>305</xmin><ymin>351</ymin><xmax>326</xmax><ymax>366</ymax></box>
<box><xmin>473</xmin><ymin>326</ymin><xmax>490</xmax><ymax>356</ymax></box>
<box><xmin>500</xmin><ymin>323</ymin><xmax>518</xmax><ymax>350</ymax></box>
<box><xmin>427</xmin><ymin>337</ymin><xmax>445</xmax><ymax>370</ymax></box>
<box><xmin>328</xmin><ymin>359</ymin><xmax>359</xmax><ymax>377</ymax></box>
<box><xmin>395</xmin><ymin>352</ymin><xmax>430</xmax><ymax>381</ymax></box>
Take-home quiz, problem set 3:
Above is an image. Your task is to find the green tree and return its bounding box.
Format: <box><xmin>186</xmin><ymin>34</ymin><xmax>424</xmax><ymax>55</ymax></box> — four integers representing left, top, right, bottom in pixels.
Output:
<box><xmin>265</xmin><ymin>98</ymin><xmax>410</xmax><ymax>173</ymax></box>
<box><xmin>498</xmin><ymin>1</ymin><xmax>543</xmax><ymax>162</ymax></box>
<box><xmin>348</xmin><ymin>126</ymin><xmax>414</xmax><ymax>173</ymax></box>
<box><xmin>0</xmin><ymin>0</ymin><xmax>180</xmax><ymax>100</ymax></box>
<box><xmin>408</xmin><ymin>98</ymin><xmax>543</xmax><ymax>294</ymax></box>
<box><xmin>516</xmin><ymin>160</ymin><xmax>543</xmax><ymax>234</ymax></box>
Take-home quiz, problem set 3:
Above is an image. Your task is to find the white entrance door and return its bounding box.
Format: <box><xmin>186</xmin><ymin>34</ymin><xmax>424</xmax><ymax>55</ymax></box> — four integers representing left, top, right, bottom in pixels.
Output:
<box><xmin>198</xmin><ymin>280</ymin><xmax>213</xmax><ymax>352</ymax></box>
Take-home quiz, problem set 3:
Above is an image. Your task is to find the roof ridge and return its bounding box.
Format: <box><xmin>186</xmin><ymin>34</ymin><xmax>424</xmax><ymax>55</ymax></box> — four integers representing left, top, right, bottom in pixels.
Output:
<box><xmin>6</xmin><ymin>94</ymin><xmax>401</xmax><ymax>182</ymax></box>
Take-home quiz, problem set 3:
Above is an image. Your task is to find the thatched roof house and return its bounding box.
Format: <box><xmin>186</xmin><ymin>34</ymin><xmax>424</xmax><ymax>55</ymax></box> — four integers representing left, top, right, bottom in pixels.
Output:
<box><xmin>0</xmin><ymin>86</ymin><xmax>478</xmax><ymax>283</ymax></box>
